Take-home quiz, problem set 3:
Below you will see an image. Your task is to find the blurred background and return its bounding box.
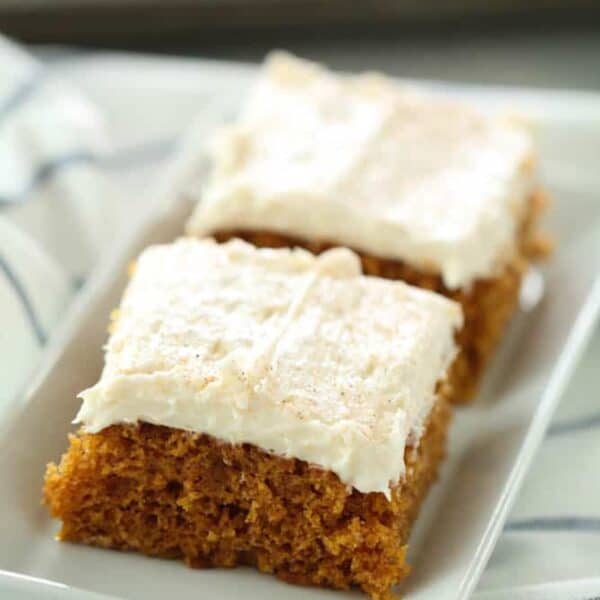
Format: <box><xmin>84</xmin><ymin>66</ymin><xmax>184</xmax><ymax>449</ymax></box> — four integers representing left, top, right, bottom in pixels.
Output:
<box><xmin>1</xmin><ymin>0</ymin><xmax>600</xmax><ymax>89</ymax></box>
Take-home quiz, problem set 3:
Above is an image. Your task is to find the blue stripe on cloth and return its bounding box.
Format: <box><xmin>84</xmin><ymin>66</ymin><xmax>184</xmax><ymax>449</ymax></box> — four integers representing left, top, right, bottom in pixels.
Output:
<box><xmin>0</xmin><ymin>252</ymin><xmax>47</xmax><ymax>344</ymax></box>
<box><xmin>0</xmin><ymin>151</ymin><xmax>97</xmax><ymax>206</ymax></box>
<box><xmin>0</xmin><ymin>67</ymin><xmax>45</xmax><ymax>124</ymax></box>
<box><xmin>548</xmin><ymin>413</ymin><xmax>600</xmax><ymax>436</ymax></box>
<box><xmin>505</xmin><ymin>517</ymin><xmax>600</xmax><ymax>533</ymax></box>
<box><xmin>0</xmin><ymin>136</ymin><xmax>178</xmax><ymax>206</ymax></box>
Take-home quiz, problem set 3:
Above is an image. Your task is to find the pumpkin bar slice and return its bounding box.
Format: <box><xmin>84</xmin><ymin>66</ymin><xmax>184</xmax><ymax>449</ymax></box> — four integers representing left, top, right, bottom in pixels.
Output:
<box><xmin>44</xmin><ymin>238</ymin><xmax>462</xmax><ymax>599</ymax></box>
<box><xmin>187</xmin><ymin>52</ymin><xmax>549</xmax><ymax>401</ymax></box>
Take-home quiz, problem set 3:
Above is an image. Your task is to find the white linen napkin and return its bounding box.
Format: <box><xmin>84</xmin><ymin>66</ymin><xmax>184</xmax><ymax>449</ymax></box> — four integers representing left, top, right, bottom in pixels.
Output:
<box><xmin>1</xmin><ymin>33</ymin><xmax>599</xmax><ymax>600</ymax></box>
<box><xmin>0</xmin><ymin>35</ymin><xmax>118</xmax><ymax>407</ymax></box>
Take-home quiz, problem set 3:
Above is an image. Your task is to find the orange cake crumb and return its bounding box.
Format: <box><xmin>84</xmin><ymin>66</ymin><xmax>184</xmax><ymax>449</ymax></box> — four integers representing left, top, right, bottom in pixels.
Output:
<box><xmin>44</xmin><ymin>399</ymin><xmax>450</xmax><ymax>599</ymax></box>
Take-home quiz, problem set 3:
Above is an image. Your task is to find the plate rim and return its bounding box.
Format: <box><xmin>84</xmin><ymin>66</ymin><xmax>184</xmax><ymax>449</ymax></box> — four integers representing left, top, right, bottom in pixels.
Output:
<box><xmin>457</xmin><ymin>276</ymin><xmax>600</xmax><ymax>599</ymax></box>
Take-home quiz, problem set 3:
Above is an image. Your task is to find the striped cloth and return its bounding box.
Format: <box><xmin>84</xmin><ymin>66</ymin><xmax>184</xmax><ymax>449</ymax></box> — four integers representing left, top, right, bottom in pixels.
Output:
<box><xmin>0</xmin><ymin>36</ymin><xmax>113</xmax><ymax>406</ymax></box>
<box><xmin>1</xmin><ymin>34</ymin><xmax>599</xmax><ymax>600</ymax></box>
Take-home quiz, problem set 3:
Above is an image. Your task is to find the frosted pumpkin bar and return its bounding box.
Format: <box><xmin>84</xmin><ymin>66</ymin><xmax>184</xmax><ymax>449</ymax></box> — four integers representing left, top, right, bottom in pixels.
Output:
<box><xmin>187</xmin><ymin>52</ymin><xmax>549</xmax><ymax>401</ymax></box>
<box><xmin>44</xmin><ymin>238</ymin><xmax>462</xmax><ymax>599</ymax></box>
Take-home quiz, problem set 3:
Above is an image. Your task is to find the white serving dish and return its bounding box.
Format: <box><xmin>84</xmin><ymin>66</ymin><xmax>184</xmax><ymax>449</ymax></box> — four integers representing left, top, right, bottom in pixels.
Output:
<box><xmin>0</xmin><ymin>61</ymin><xmax>599</xmax><ymax>600</ymax></box>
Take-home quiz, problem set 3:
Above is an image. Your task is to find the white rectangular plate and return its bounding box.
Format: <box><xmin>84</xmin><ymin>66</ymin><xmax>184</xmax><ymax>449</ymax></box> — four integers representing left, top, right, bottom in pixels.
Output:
<box><xmin>0</xmin><ymin>58</ymin><xmax>599</xmax><ymax>600</ymax></box>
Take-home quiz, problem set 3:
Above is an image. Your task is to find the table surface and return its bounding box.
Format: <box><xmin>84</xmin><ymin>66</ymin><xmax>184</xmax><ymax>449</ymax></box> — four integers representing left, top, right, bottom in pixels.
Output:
<box><xmin>177</xmin><ymin>26</ymin><xmax>600</xmax><ymax>91</ymax></box>
<box><xmin>35</xmin><ymin>23</ymin><xmax>600</xmax><ymax>92</ymax></box>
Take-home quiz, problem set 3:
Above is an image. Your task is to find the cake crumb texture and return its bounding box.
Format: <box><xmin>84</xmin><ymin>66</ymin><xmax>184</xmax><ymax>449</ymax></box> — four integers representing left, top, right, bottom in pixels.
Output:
<box><xmin>44</xmin><ymin>400</ymin><xmax>450</xmax><ymax>599</ymax></box>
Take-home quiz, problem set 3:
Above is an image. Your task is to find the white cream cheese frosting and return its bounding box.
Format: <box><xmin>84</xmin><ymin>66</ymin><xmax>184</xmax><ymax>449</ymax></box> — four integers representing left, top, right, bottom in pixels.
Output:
<box><xmin>187</xmin><ymin>52</ymin><xmax>537</xmax><ymax>290</ymax></box>
<box><xmin>76</xmin><ymin>238</ymin><xmax>462</xmax><ymax>497</ymax></box>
